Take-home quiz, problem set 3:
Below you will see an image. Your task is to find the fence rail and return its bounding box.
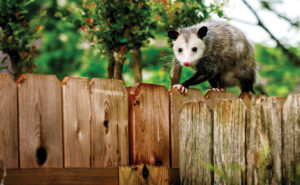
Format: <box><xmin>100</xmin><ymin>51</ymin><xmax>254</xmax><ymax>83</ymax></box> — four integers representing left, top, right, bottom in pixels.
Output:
<box><xmin>0</xmin><ymin>73</ymin><xmax>299</xmax><ymax>185</ymax></box>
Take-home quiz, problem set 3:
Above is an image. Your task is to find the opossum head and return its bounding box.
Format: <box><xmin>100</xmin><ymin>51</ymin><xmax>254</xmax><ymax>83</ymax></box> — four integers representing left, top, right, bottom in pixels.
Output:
<box><xmin>168</xmin><ymin>26</ymin><xmax>208</xmax><ymax>67</ymax></box>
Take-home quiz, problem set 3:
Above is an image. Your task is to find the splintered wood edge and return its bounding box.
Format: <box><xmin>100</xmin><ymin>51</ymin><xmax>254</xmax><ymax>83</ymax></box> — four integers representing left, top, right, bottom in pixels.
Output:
<box><xmin>61</xmin><ymin>76</ymin><xmax>89</xmax><ymax>85</ymax></box>
<box><xmin>16</xmin><ymin>73</ymin><xmax>60</xmax><ymax>85</ymax></box>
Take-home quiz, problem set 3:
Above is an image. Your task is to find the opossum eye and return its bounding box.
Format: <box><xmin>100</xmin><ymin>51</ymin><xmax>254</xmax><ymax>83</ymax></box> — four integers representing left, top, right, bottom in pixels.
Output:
<box><xmin>192</xmin><ymin>47</ymin><xmax>197</xmax><ymax>52</ymax></box>
<box><xmin>178</xmin><ymin>48</ymin><xmax>183</xmax><ymax>53</ymax></box>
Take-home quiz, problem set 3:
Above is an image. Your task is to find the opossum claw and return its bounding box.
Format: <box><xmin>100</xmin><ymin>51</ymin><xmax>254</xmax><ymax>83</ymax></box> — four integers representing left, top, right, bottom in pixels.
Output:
<box><xmin>172</xmin><ymin>84</ymin><xmax>188</xmax><ymax>94</ymax></box>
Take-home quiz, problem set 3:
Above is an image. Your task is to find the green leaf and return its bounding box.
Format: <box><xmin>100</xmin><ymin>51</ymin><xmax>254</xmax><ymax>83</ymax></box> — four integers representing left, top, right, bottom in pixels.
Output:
<box><xmin>120</xmin><ymin>37</ymin><xmax>127</xmax><ymax>43</ymax></box>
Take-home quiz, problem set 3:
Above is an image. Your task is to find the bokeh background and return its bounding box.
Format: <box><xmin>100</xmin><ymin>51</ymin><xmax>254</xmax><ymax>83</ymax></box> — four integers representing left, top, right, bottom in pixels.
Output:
<box><xmin>1</xmin><ymin>0</ymin><xmax>299</xmax><ymax>96</ymax></box>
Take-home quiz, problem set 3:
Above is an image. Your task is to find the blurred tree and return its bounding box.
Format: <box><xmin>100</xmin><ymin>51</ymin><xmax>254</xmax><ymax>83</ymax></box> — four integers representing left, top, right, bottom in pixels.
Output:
<box><xmin>83</xmin><ymin>0</ymin><xmax>156</xmax><ymax>81</ymax></box>
<box><xmin>241</xmin><ymin>0</ymin><xmax>300</xmax><ymax>66</ymax></box>
<box><xmin>32</xmin><ymin>0</ymin><xmax>84</xmax><ymax>80</ymax></box>
<box><xmin>0</xmin><ymin>0</ymin><xmax>40</xmax><ymax>78</ymax></box>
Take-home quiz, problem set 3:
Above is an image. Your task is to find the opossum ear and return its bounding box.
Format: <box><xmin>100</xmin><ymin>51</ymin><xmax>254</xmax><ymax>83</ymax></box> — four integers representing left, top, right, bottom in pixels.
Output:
<box><xmin>197</xmin><ymin>26</ymin><xmax>208</xmax><ymax>39</ymax></box>
<box><xmin>168</xmin><ymin>31</ymin><xmax>179</xmax><ymax>40</ymax></box>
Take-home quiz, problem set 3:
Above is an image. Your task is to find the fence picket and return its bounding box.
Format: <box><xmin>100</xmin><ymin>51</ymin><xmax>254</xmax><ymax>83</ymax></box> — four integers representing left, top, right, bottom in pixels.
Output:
<box><xmin>90</xmin><ymin>78</ymin><xmax>129</xmax><ymax>167</ymax></box>
<box><xmin>169</xmin><ymin>88</ymin><xmax>204</xmax><ymax>168</ymax></box>
<box><xmin>62</xmin><ymin>77</ymin><xmax>91</xmax><ymax>168</ymax></box>
<box><xmin>213</xmin><ymin>99</ymin><xmax>246</xmax><ymax>185</ymax></box>
<box><xmin>179</xmin><ymin>101</ymin><xmax>213</xmax><ymax>185</ymax></box>
<box><xmin>17</xmin><ymin>74</ymin><xmax>63</xmax><ymax>168</ymax></box>
<box><xmin>0</xmin><ymin>74</ymin><xmax>18</xmax><ymax>169</ymax></box>
<box><xmin>128</xmin><ymin>84</ymin><xmax>169</xmax><ymax>166</ymax></box>
<box><xmin>283</xmin><ymin>94</ymin><xmax>300</xmax><ymax>184</ymax></box>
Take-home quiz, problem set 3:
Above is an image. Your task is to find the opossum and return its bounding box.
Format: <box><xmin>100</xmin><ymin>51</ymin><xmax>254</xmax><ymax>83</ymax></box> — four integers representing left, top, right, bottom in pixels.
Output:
<box><xmin>168</xmin><ymin>20</ymin><xmax>256</xmax><ymax>94</ymax></box>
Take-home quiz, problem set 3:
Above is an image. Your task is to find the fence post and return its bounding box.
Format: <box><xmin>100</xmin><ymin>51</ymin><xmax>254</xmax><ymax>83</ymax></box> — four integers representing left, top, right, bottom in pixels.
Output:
<box><xmin>0</xmin><ymin>74</ymin><xmax>18</xmax><ymax>169</ymax></box>
<box><xmin>90</xmin><ymin>78</ymin><xmax>129</xmax><ymax>167</ymax></box>
<box><xmin>169</xmin><ymin>88</ymin><xmax>204</xmax><ymax>168</ymax></box>
<box><xmin>213</xmin><ymin>99</ymin><xmax>246</xmax><ymax>185</ymax></box>
<box><xmin>62</xmin><ymin>77</ymin><xmax>91</xmax><ymax>168</ymax></box>
<box><xmin>17</xmin><ymin>74</ymin><xmax>63</xmax><ymax>168</ymax></box>
<box><xmin>128</xmin><ymin>83</ymin><xmax>169</xmax><ymax>166</ymax></box>
<box><xmin>179</xmin><ymin>101</ymin><xmax>213</xmax><ymax>185</ymax></box>
<box><xmin>283</xmin><ymin>94</ymin><xmax>300</xmax><ymax>184</ymax></box>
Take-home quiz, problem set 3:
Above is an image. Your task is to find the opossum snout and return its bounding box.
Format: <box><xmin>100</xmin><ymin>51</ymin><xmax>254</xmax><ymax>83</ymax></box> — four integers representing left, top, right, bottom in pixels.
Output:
<box><xmin>183</xmin><ymin>61</ymin><xmax>191</xmax><ymax>66</ymax></box>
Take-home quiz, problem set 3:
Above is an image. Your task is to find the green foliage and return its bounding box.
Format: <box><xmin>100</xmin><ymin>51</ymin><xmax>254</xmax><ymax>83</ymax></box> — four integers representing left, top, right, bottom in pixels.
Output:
<box><xmin>32</xmin><ymin>0</ymin><xmax>84</xmax><ymax>80</ymax></box>
<box><xmin>0</xmin><ymin>0</ymin><xmax>40</xmax><ymax>75</ymax></box>
<box><xmin>83</xmin><ymin>0</ymin><xmax>156</xmax><ymax>54</ymax></box>
<box><xmin>256</xmin><ymin>44</ymin><xmax>300</xmax><ymax>96</ymax></box>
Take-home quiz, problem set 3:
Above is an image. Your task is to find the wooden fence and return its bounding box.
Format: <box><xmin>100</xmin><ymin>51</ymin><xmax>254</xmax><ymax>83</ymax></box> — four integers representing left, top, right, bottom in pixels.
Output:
<box><xmin>0</xmin><ymin>73</ymin><xmax>299</xmax><ymax>185</ymax></box>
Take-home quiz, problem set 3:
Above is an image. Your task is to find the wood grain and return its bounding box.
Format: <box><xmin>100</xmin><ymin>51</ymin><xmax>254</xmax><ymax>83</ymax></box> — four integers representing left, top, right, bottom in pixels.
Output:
<box><xmin>17</xmin><ymin>74</ymin><xmax>63</xmax><ymax>168</ymax></box>
<box><xmin>90</xmin><ymin>78</ymin><xmax>129</xmax><ymax>167</ymax></box>
<box><xmin>169</xmin><ymin>88</ymin><xmax>204</xmax><ymax>168</ymax></box>
<box><xmin>213</xmin><ymin>99</ymin><xmax>246</xmax><ymax>185</ymax></box>
<box><xmin>2</xmin><ymin>168</ymin><xmax>119</xmax><ymax>185</ymax></box>
<box><xmin>246</xmin><ymin>96</ymin><xmax>285</xmax><ymax>185</ymax></box>
<box><xmin>283</xmin><ymin>94</ymin><xmax>300</xmax><ymax>185</ymax></box>
<box><xmin>179</xmin><ymin>101</ymin><xmax>213</xmax><ymax>185</ymax></box>
<box><xmin>119</xmin><ymin>165</ymin><xmax>172</xmax><ymax>185</ymax></box>
<box><xmin>128</xmin><ymin>83</ymin><xmax>169</xmax><ymax>166</ymax></box>
<box><xmin>0</xmin><ymin>74</ymin><xmax>18</xmax><ymax>169</ymax></box>
<box><xmin>204</xmin><ymin>91</ymin><xmax>237</xmax><ymax>110</ymax></box>
<box><xmin>62</xmin><ymin>77</ymin><xmax>91</xmax><ymax>168</ymax></box>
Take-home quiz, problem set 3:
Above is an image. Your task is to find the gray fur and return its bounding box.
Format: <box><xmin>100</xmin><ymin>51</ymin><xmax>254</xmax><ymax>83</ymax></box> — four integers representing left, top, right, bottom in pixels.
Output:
<box><xmin>173</xmin><ymin>20</ymin><xmax>256</xmax><ymax>92</ymax></box>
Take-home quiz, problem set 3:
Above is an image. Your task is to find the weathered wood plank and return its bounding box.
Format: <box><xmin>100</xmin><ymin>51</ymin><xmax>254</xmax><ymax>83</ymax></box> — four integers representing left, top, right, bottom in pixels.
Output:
<box><xmin>119</xmin><ymin>165</ymin><xmax>178</xmax><ymax>185</ymax></box>
<box><xmin>2</xmin><ymin>168</ymin><xmax>119</xmax><ymax>185</ymax></box>
<box><xmin>213</xmin><ymin>99</ymin><xmax>246</xmax><ymax>185</ymax></box>
<box><xmin>17</xmin><ymin>74</ymin><xmax>63</xmax><ymax>168</ymax></box>
<box><xmin>128</xmin><ymin>83</ymin><xmax>169</xmax><ymax>166</ymax></box>
<box><xmin>169</xmin><ymin>88</ymin><xmax>204</xmax><ymax>168</ymax></box>
<box><xmin>246</xmin><ymin>96</ymin><xmax>285</xmax><ymax>185</ymax></box>
<box><xmin>0</xmin><ymin>74</ymin><xmax>18</xmax><ymax>169</ymax></box>
<box><xmin>90</xmin><ymin>78</ymin><xmax>129</xmax><ymax>167</ymax></box>
<box><xmin>205</xmin><ymin>91</ymin><xmax>237</xmax><ymax>110</ymax></box>
<box><xmin>283</xmin><ymin>94</ymin><xmax>300</xmax><ymax>185</ymax></box>
<box><xmin>62</xmin><ymin>77</ymin><xmax>91</xmax><ymax>168</ymax></box>
<box><xmin>179</xmin><ymin>101</ymin><xmax>213</xmax><ymax>185</ymax></box>
<box><xmin>240</xmin><ymin>94</ymin><xmax>266</xmax><ymax>185</ymax></box>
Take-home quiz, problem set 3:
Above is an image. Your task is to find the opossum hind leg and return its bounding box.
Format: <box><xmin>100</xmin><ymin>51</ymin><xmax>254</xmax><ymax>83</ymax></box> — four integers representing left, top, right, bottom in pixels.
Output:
<box><xmin>240</xmin><ymin>76</ymin><xmax>255</xmax><ymax>93</ymax></box>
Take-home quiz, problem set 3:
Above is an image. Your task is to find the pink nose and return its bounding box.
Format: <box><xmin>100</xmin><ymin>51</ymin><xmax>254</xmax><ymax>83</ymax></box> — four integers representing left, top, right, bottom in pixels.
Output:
<box><xmin>183</xmin><ymin>61</ymin><xmax>191</xmax><ymax>66</ymax></box>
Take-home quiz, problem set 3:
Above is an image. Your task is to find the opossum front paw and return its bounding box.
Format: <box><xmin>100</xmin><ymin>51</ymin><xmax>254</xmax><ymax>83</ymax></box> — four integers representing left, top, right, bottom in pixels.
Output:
<box><xmin>173</xmin><ymin>84</ymin><xmax>188</xmax><ymax>94</ymax></box>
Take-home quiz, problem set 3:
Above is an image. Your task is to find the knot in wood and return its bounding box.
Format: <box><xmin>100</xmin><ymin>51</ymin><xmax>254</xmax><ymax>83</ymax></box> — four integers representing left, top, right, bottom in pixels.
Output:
<box><xmin>142</xmin><ymin>165</ymin><xmax>149</xmax><ymax>179</ymax></box>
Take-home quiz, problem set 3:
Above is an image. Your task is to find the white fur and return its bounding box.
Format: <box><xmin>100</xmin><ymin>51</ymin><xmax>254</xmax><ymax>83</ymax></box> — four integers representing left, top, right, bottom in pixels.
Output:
<box><xmin>173</xmin><ymin>34</ymin><xmax>205</xmax><ymax>67</ymax></box>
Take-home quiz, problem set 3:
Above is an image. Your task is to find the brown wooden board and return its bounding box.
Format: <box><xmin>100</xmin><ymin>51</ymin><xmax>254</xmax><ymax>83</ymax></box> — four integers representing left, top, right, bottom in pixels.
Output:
<box><xmin>204</xmin><ymin>91</ymin><xmax>237</xmax><ymax>110</ymax></box>
<box><xmin>119</xmin><ymin>165</ymin><xmax>179</xmax><ymax>185</ymax></box>
<box><xmin>90</xmin><ymin>78</ymin><xmax>129</xmax><ymax>167</ymax></box>
<box><xmin>283</xmin><ymin>94</ymin><xmax>300</xmax><ymax>184</ymax></box>
<box><xmin>169</xmin><ymin>88</ymin><xmax>204</xmax><ymax>168</ymax></box>
<box><xmin>213</xmin><ymin>99</ymin><xmax>246</xmax><ymax>185</ymax></box>
<box><xmin>246</xmin><ymin>96</ymin><xmax>285</xmax><ymax>184</ymax></box>
<box><xmin>62</xmin><ymin>77</ymin><xmax>91</xmax><ymax>168</ymax></box>
<box><xmin>128</xmin><ymin>83</ymin><xmax>169</xmax><ymax>166</ymax></box>
<box><xmin>2</xmin><ymin>168</ymin><xmax>119</xmax><ymax>185</ymax></box>
<box><xmin>0</xmin><ymin>74</ymin><xmax>18</xmax><ymax>169</ymax></box>
<box><xmin>17</xmin><ymin>74</ymin><xmax>63</xmax><ymax>168</ymax></box>
<box><xmin>179</xmin><ymin>101</ymin><xmax>213</xmax><ymax>185</ymax></box>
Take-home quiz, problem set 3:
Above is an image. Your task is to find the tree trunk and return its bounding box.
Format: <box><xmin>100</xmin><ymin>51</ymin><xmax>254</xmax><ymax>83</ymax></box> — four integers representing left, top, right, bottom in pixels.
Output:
<box><xmin>170</xmin><ymin>58</ymin><xmax>182</xmax><ymax>88</ymax></box>
<box><xmin>107</xmin><ymin>52</ymin><xmax>115</xmax><ymax>79</ymax></box>
<box><xmin>132</xmin><ymin>48</ymin><xmax>142</xmax><ymax>83</ymax></box>
<box><xmin>114</xmin><ymin>61</ymin><xmax>124</xmax><ymax>80</ymax></box>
